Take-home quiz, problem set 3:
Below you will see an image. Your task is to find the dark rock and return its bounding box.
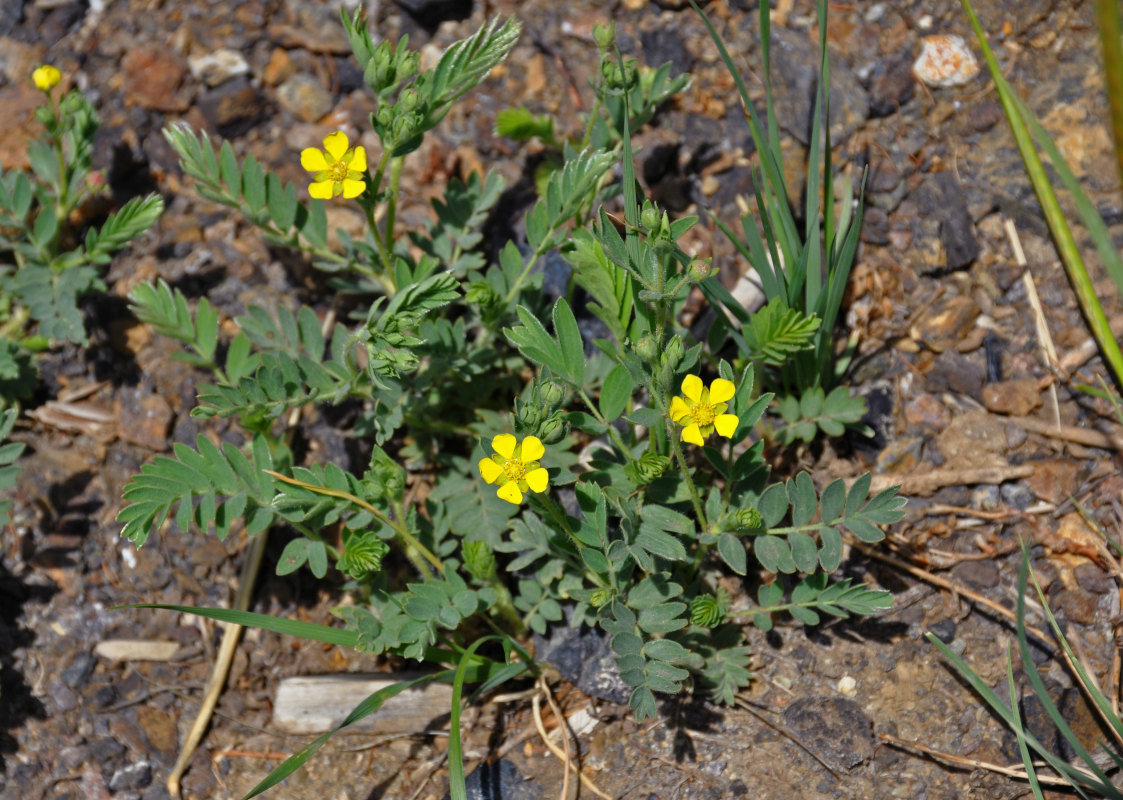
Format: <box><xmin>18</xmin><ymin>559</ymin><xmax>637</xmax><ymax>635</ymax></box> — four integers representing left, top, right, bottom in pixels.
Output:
<box><xmin>999</xmin><ymin>481</ymin><xmax>1036</xmax><ymax>510</ymax></box>
<box><xmin>109</xmin><ymin>761</ymin><xmax>153</xmax><ymax>792</ymax></box>
<box><xmin>910</xmin><ymin>172</ymin><xmax>980</xmax><ymax>271</ymax></box>
<box><xmin>49</xmin><ymin>681</ymin><xmax>79</xmax><ymax>712</ymax></box>
<box><xmin>93</xmin><ymin>684</ymin><xmax>117</xmax><ymax>708</ymax></box>
<box><xmin>532</xmin><ymin>620</ymin><xmax>631</xmax><ymax>705</ymax></box>
<box><xmin>779</xmin><ymin>696</ymin><xmax>875</xmax><ymax>771</ymax></box>
<box><xmin>729</xmin><ymin>779</ymin><xmax>749</xmax><ymax>796</ymax></box>
<box><xmin>767</xmin><ymin>27</ymin><xmax>868</xmax><ymax>146</ymax></box>
<box><xmin>394</xmin><ymin>0</ymin><xmax>472</xmax><ymax>31</ymax></box>
<box><xmin>62</xmin><ymin>651</ymin><xmax>96</xmax><ymax>689</ymax></box>
<box><xmin>860</xmin><ymin>206</ymin><xmax>889</xmax><ymax>244</ymax></box>
<box><xmin>924</xmin><ymin>349</ymin><xmax>986</xmax><ymax>397</ymax></box>
<box><xmin>1052</xmin><ymin>588</ymin><xmax>1098</xmax><ymax>625</ymax></box>
<box><xmin>440</xmin><ymin>759</ymin><xmax>540</xmax><ymax>800</ymax></box>
<box><xmin>1074</xmin><ymin>562</ymin><xmax>1113</xmax><ymax>595</ymax></box>
<box><xmin>912</xmin><ymin>296</ymin><xmax>981</xmax><ymax>355</ymax></box>
<box><xmin>196</xmin><ymin>77</ymin><xmax>271</xmax><ymax>138</ymax></box>
<box><xmin>640</xmin><ymin>27</ymin><xmax>693</xmax><ymax>76</ymax></box>
<box><xmin>866</xmin><ymin>47</ymin><xmax>915</xmax><ymax>117</ymax></box>
<box><xmin>928</xmin><ymin>619</ymin><xmax>956</xmax><ymax>644</ymax></box>
<box><xmin>90</xmin><ymin>736</ymin><xmax>126</xmax><ymax>761</ymax></box>
<box><xmin>0</xmin><ymin>0</ymin><xmax>22</xmax><ymax>36</ymax></box>
<box><xmin>58</xmin><ymin>744</ymin><xmax>89</xmax><ymax>769</ymax></box>
<box><xmin>38</xmin><ymin>2</ymin><xmax>84</xmax><ymax>45</ymax></box>
<box><xmin>951</xmin><ymin>559</ymin><xmax>999</xmax><ymax>590</ymax></box>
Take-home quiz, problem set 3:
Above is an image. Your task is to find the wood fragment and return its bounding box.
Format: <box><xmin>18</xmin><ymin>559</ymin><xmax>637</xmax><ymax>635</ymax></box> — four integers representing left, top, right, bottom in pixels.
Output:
<box><xmin>272</xmin><ymin>674</ymin><xmax>454</xmax><ymax>734</ymax></box>
<box><xmin>1011</xmin><ymin>415</ymin><xmax>1123</xmax><ymax>450</ymax></box>
<box><xmin>94</xmin><ymin>639</ymin><xmax>180</xmax><ymax>662</ymax></box>
<box><xmin>869</xmin><ymin>465</ymin><xmax>1035</xmax><ymax>496</ymax></box>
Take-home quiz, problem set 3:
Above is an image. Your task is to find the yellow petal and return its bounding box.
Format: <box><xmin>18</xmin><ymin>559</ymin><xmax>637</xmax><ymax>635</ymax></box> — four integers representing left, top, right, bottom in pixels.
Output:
<box><xmin>341</xmin><ymin>178</ymin><xmax>366</xmax><ymax>198</ymax></box>
<box><xmin>520</xmin><ymin>436</ymin><xmax>545</xmax><ymax>461</ymax></box>
<box><xmin>524</xmin><ymin>467</ymin><xmax>548</xmax><ymax>493</ymax></box>
<box><xmin>491</xmin><ymin>433</ymin><xmax>517</xmax><ymax>459</ymax></box>
<box><xmin>349</xmin><ymin>145</ymin><xmax>367</xmax><ymax>173</ymax></box>
<box><xmin>709</xmin><ymin>378</ymin><xmax>736</xmax><ymax>404</ymax></box>
<box><xmin>479</xmin><ymin>457</ymin><xmax>504</xmax><ymax>484</ymax></box>
<box><xmin>681</xmin><ymin>374</ymin><xmax>703</xmax><ymax>403</ymax></box>
<box><xmin>714</xmin><ymin>413</ymin><xmax>739</xmax><ymax>438</ymax></box>
<box><xmin>681</xmin><ymin>423</ymin><xmax>704</xmax><ymax>446</ymax></box>
<box><xmin>308</xmin><ymin>180</ymin><xmax>335</xmax><ymax>199</ymax></box>
<box><xmin>497</xmin><ymin>481</ymin><xmax>523</xmax><ymax>504</ymax></box>
<box><xmin>301</xmin><ymin>148</ymin><xmax>328</xmax><ymax>171</ymax></box>
<box><xmin>669</xmin><ymin>395</ymin><xmax>691</xmax><ymax>423</ymax></box>
<box><xmin>323</xmin><ymin>131</ymin><xmax>349</xmax><ymax>160</ymax></box>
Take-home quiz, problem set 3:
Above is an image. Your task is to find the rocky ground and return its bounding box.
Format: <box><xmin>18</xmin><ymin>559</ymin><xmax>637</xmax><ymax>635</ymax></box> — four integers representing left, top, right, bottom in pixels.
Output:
<box><xmin>1</xmin><ymin>0</ymin><xmax>1122</xmax><ymax>797</ymax></box>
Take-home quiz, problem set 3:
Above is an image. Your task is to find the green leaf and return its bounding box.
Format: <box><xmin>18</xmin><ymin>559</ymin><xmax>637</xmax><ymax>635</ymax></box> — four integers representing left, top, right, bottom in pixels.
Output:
<box><xmin>553</xmin><ymin>298</ymin><xmax>585</xmax><ymax>387</ymax></box>
<box><xmin>599</xmin><ymin>364</ymin><xmax>632</xmax><ymax>421</ymax></box>
<box><xmin>717</xmin><ymin>532</ymin><xmax>746</xmax><ymax>575</ymax></box>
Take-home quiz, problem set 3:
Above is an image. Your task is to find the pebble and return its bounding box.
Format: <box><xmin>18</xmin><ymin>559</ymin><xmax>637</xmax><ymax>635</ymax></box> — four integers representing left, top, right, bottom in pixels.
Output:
<box><xmin>187</xmin><ymin>49</ymin><xmax>250</xmax><ymax>87</ymax></box>
<box><xmin>1024</xmin><ymin>459</ymin><xmax>1081</xmax><ymax>504</ymax></box>
<box><xmin>1051</xmin><ymin>587</ymin><xmax>1098</xmax><ymax>626</ymax></box>
<box><xmin>927</xmin><ymin>619</ymin><xmax>956</xmax><ymax>644</ymax></box>
<box><xmin>780</xmin><ymin>696</ymin><xmax>875</xmax><ymax>771</ymax></box>
<box><xmin>936</xmin><ymin>410</ymin><xmax>1008</xmax><ymax>469</ymax></box>
<box><xmin>90</xmin><ymin>736</ymin><xmax>126</xmax><ymax>761</ymax></box>
<box><xmin>263</xmin><ymin>47</ymin><xmax>295</xmax><ymax>86</ymax></box>
<box><xmin>108</xmin><ymin>761</ymin><xmax>153</xmax><ymax>792</ymax></box>
<box><xmin>911</xmin><ymin>295</ymin><xmax>981</xmax><ymax>354</ymax></box>
<box><xmin>951</xmin><ymin>559</ymin><xmax>999</xmax><ymax>590</ymax></box>
<box><xmin>867</xmin><ymin>47</ymin><xmax>916</xmax><ymax>117</ymax></box>
<box><xmin>910</xmin><ymin>172</ymin><xmax>980</xmax><ymax>271</ymax></box>
<box><xmin>440</xmin><ymin>759</ymin><xmax>540</xmax><ymax>800</ymax></box>
<box><xmin>1073</xmin><ymin>562</ymin><xmax>1113</xmax><ymax>595</ymax></box>
<box><xmin>982</xmin><ymin>379</ymin><xmax>1041</xmax><ymax>416</ymax></box>
<box><xmin>194</xmin><ymin>77</ymin><xmax>271</xmax><ymax>137</ymax></box>
<box><xmin>912</xmin><ymin>35</ymin><xmax>979</xmax><ymax>88</ymax></box>
<box><xmin>276</xmin><ymin>73</ymin><xmax>333</xmax><ymax>123</ymax></box>
<box><xmin>62</xmin><ymin>651</ymin><xmax>97</xmax><ymax>689</ymax></box>
<box><xmin>121</xmin><ymin>45</ymin><xmax>190</xmax><ymax>112</ymax></box>
<box><xmin>117</xmin><ymin>389</ymin><xmax>174</xmax><ymax>452</ymax></box>
<box><xmin>999</xmin><ymin>481</ymin><xmax>1036</xmax><ymax>509</ymax></box>
<box><xmin>903</xmin><ymin>393</ymin><xmax>949</xmax><ymax>431</ymax></box>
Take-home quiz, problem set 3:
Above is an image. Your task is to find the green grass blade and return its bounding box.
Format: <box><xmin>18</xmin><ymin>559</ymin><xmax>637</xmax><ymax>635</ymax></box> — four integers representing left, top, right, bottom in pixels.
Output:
<box><xmin>961</xmin><ymin>0</ymin><xmax>1123</xmax><ymax>388</ymax></box>
<box><xmin>1006</xmin><ymin>651</ymin><xmax>1046</xmax><ymax>800</ymax></box>
<box><xmin>122</xmin><ymin>603</ymin><xmax>358</xmax><ymax>647</ymax></box>
<box><xmin>448</xmin><ymin>636</ymin><xmax>504</xmax><ymax>800</ymax></box>
<box><xmin>1096</xmin><ymin>0</ymin><xmax>1123</xmax><ymax>193</ymax></box>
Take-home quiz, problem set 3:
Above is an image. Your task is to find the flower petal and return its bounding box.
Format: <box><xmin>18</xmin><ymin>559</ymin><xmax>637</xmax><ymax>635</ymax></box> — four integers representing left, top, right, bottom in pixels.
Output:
<box><xmin>341</xmin><ymin>178</ymin><xmax>366</xmax><ymax>199</ymax></box>
<box><xmin>669</xmin><ymin>395</ymin><xmax>692</xmax><ymax>423</ymax></box>
<box><xmin>681</xmin><ymin>374</ymin><xmax>703</xmax><ymax>403</ymax></box>
<box><xmin>681</xmin><ymin>422</ymin><xmax>704</xmax><ymax>446</ymax></box>
<box><xmin>479</xmin><ymin>457</ymin><xmax>504</xmax><ymax>484</ymax></box>
<box><xmin>349</xmin><ymin>146</ymin><xmax>367</xmax><ymax>173</ymax></box>
<box><xmin>524</xmin><ymin>467</ymin><xmax>548</xmax><ymax>493</ymax></box>
<box><xmin>520</xmin><ymin>436</ymin><xmax>545</xmax><ymax>462</ymax></box>
<box><xmin>714</xmin><ymin>413</ymin><xmax>739</xmax><ymax>438</ymax></box>
<box><xmin>709</xmin><ymin>378</ymin><xmax>736</xmax><ymax>404</ymax></box>
<box><xmin>308</xmin><ymin>180</ymin><xmax>335</xmax><ymax>199</ymax></box>
<box><xmin>497</xmin><ymin>481</ymin><xmax>523</xmax><ymax>505</ymax></box>
<box><xmin>491</xmin><ymin>433</ymin><xmax>517</xmax><ymax>459</ymax></box>
<box><xmin>301</xmin><ymin>148</ymin><xmax>328</xmax><ymax>172</ymax></box>
<box><xmin>323</xmin><ymin>131</ymin><xmax>349</xmax><ymax>160</ymax></box>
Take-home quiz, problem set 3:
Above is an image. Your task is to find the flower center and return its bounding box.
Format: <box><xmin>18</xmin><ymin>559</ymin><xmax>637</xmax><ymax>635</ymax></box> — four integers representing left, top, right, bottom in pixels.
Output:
<box><xmin>503</xmin><ymin>458</ymin><xmax>527</xmax><ymax>482</ymax></box>
<box><xmin>692</xmin><ymin>402</ymin><xmax>716</xmax><ymax>428</ymax></box>
<box><xmin>330</xmin><ymin>161</ymin><xmax>350</xmax><ymax>182</ymax></box>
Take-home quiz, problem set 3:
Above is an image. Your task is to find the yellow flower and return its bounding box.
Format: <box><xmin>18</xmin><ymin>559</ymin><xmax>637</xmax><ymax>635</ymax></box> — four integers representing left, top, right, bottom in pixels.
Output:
<box><xmin>32</xmin><ymin>65</ymin><xmax>61</xmax><ymax>92</ymax></box>
<box><xmin>300</xmin><ymin>131</ymin><xmax>367</xmax><ymax>200</ymax></box>
<box><xmin>669</xmin><ymin>375</ymin><xmax>739</xmax><ymax>446</ymax></box>
<box><xmin>478</xmin><ymin>434</ymin><xmax>549</xmax><ymax>505</ymax></box>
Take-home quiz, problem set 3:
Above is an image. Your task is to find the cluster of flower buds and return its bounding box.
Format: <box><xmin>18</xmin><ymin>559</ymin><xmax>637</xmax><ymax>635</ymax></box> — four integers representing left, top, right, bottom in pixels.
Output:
<box><xmin>515</xmin><ymin>380</ymin><xmax>566</xmax><ymax>444</ymax></box>
<box><xmin>364</xmin><ymin>38</ymin><xmax>420</xmax><ymax>94</ymax></box>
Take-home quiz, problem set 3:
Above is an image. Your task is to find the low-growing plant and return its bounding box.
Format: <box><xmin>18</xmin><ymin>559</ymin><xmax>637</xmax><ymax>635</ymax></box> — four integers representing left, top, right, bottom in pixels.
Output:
<box><xmin>119</xmin><ymin>7</ymin><xmax>902</xmax><ymax>797</ymax></box>
<box><xmin>692</xmin><ymin>0</ymin><xmax>870</xmax><ymax>444</ymax></box>
<box><xmin>0</xmin><ymin>66</ymin><xmax>163</xmax><ymax>406</ymax></box>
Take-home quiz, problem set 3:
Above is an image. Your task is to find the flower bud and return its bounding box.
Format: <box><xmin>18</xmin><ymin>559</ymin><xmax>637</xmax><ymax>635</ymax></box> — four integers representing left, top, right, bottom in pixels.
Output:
<box><xmin>689</xmin><ymin>258</ymin><xmax>713</xmax><ymax>282</ymax></box>
<box><xmin>539</xmin><ymin>381</ymin><xmax>564</xmax><ymax>407</ymax></box>
<box><xmin>32</xmin><ymin>65</ymin><xmax>61</xmax><ymax>92</ymax></box>
<box><xmin>593</xmin><ymin>21</ymin><xmax>616</xmax><ymax>51</ymax></box>
<box><xmin>634</xmin><ymin>335</ymin><xmax>658</xmax><ymax>363</ymax></box>
<box><xmin>538</xmin><ymin>414</ymin><xmax>566</xmax><ymax>444</ymax></box>
<box><xmin>640</xmin><ymin>203</ymin><xmax>660</xmax><ymax>232</ymax></box>
<box><xmin>590</xmin><ymin>587</ymin><xmax>614</xmax><ymax>608</ymax></box>
<box><xmin>734</xmin><ymin>507</ymin><xmax>764</xmax><ymax>531</ymax></box>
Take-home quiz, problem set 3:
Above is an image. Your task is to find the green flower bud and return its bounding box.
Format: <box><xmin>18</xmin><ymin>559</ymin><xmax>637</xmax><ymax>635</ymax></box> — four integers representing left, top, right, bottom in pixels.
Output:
<box><xmin>518</xmin><ymin>401</ymin><xmax>543</xmax><ymax>427</ymax></box>
<box><xmin>658</xmin><ymin>336</ymin><xmax>684</xmax><ymax>387</ymax></box>
<box><xmin>625</xmin><ymin>451</ymin><xmax>671</xmax><ymax>485</ymax></box>
<box><xmin>463</xmin><ymin>540</ymin><xmax>496</xmax><ymax>583</ymax></box>
<box><xmin>640</xmin><ymin>203</ymin><xmax>660</xmax><ymax>232</ymax></box>
<box><xmin>590</xmin><ymin>587</ymin><xmax>614</xmax><ymax>608</ymax></box>
<box><xmin>465</xmin><ymin>281</ymin><xmax>497</xmax><ymax>305</ymax></box>
<box><xmin>539</xmin><ymin>381</ymin><xmax>564</xmax><ymax>407</ymax></box>
<box><xmin>734</xmin><ymin>507</ymin><xmax>764</xmax><ymax>531</ymax></box>
<box><xmin>635</xmin><ymin>335</ymin><xmax>658</xmax><ymax>363</ymax></box>
<box><xmin>593</xmin><ymin>21</ymin><xmax>616</xmax><ymax>51</ymax></box>
<box><xmin>690</xmin><ymin>594</ymin><xmax>725</xmax><ymax>628</ymax></box>
<box><xmin>400</xmin><ymin>88</ymin><xmax>420</xmax><ymax>112</ymax></box>
<box><xmin>538</xmin><ymin>413</ymin><xmax>566</xmax><ymax>444</ymax></box>
<box><xmin>689</xmin><ymin>258</ymin><xmax>713</xmax><ymax>282</ymax></box>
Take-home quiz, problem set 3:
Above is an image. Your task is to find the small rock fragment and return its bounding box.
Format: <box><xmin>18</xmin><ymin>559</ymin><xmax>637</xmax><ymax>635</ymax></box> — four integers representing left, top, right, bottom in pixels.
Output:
<box><xmin>188</xmin><ymin>49</ymin><xmax>250</xmax><ymax>87</ymax></box>
<box><xmin>108</xmin><ymin>761</ymin><xmax>152</xmax><ymax>792</ymax></box>
<box><xmin>912</xmin><ymin>294</ymin><xmax>981</xmax><ymax>353</ymax></box>
<box><xmin>117</xmin><ymin>390</ymin><xmax>173</xmax><ymax>452</ymax></box>
<box><xmin>95</xmin><ymin>639</ymin><xmax>180</xmax><ymax>662</ymax></box>
<box><xmin>780</xmin><ymin>696</ymin><xmax>875</xmax><ymax>771</ymax></box>
<box><xmin>62</xmin><ymin>651</ymin><xmax>96</xmax><ymax>689</ymax></box>
<box><xmin>276</xmin><ymin>73</ymin><xmax>333</xmax><ymax>122</ymax></box>
<box><xmin>982</xmin><ymin>378</ymin><xmax>1042</xmax><ymax>417</ymax></box>
<box><xmin>121</xmin><ymin>46</ymin><xmax>189</xmax><ymax>112</ymax></box>
<box><xmin>867</xmin><ymin>47</ymin><xmax>916</xmax><ymax>117</ymax></box>
<box><xmin>913</xmin><ymin>35</ymin><xmax>979</xmax><ymax>88</ymax></box>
